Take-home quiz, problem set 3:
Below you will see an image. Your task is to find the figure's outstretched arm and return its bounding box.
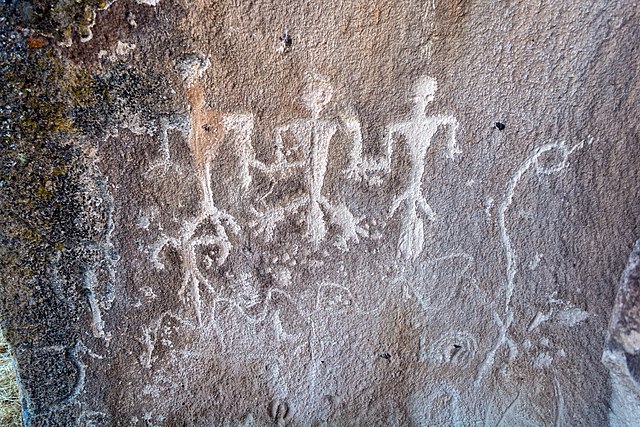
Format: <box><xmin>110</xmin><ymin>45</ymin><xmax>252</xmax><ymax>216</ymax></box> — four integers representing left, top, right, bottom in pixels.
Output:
<box><xmin>273</xmin><ymin>124</ymin><xmax>289</xmax><ymax>168</ymax></box>
<box><xmin>437</xmin><ymin>115</ymin><xmax>461</xmax><ymax>159</ymax></box>
<box><xmin>222</xmin><ymin>114</ymin><xmax>264</xmax><ymax>189</ymax></box>
<box><xmin>345</xmin><ymin>119</ymin><xmax>397</xmax><ymax>180</ymax></box>
<box><xmin>343</xmin><ymin>116</ymin><xmax>365</xmax><ymax>178</ymax></box>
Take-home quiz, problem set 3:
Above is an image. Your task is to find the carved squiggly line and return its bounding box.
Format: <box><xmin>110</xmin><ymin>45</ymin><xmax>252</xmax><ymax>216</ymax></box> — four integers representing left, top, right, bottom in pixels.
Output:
<box><xmin>476</xmin><ymin>138</ymin><xmax>592</xmax><ymax>387</ymax></box>
<box><xmin>19</xmin><ymin>341</ymin><xmax>89</xmax><ymax>422</ymax></box>
<box><xmin>498</xmin><ymin>139</ymin><xmax>589</xmax><ymax>314</ymax></box>
<box><xmin>139</xmin><ymin>286</ymin><xmax>306</xmax><ymax>368</ymax></box>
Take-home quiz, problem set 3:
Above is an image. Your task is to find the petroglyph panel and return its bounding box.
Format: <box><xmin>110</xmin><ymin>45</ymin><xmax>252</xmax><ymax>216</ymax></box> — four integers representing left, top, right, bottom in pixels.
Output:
<box><xmin>3</xmin><ymin>0</ymin><xmax>639</xmax><ymax>425</ymax></box>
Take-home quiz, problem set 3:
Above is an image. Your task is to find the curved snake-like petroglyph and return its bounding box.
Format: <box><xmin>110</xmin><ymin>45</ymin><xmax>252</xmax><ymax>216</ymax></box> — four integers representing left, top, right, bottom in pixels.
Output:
<box><xmin>20</xmin><ymin>341</ymin><xmax>101</xmax><ymax>421</ymax></box>
<box><xmin>474</xmin><ymin>138</ymin><xmax>593</xmax><ymax>386</ymax></box>
<box><xmin>498</xmin><ymin>140</ymin><xmax>591</xmax><ymax>314</ymax></box>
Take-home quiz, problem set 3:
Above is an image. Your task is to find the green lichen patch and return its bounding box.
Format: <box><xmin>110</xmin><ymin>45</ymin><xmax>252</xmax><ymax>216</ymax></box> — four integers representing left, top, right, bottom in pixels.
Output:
<box><xmin>0</xmin><ymin>29</ymin><xmax>88</xmax><ymax>348</ymax></box>
<box><xmin>1</xmin><ymin>8</ymin><xmax>175</xmax><ymax>419</ymax></box>
<box><xmin>0</xmin><ymin>17</ymin><xmax>174</xmax><ymax>348</ymax></box>
<box><xmin>0</xmin><ymin>26</ymin><xmax>105</xmax><ymax>423</ymax></box>
<box><xmin>6</xmin><ymin>0</ymin><xmax>113</xmax><ymax>45</ymax></box>
<box><xmin>71</xmin><ymin>61</ymin><xmax>176</xmax><ymax>139</ymax></box>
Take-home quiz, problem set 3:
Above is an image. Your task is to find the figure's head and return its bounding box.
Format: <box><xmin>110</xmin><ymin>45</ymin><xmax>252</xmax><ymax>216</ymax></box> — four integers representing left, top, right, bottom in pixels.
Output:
<box><xmin>412</xmin><ymin>76</ymin><xmax>438</xmax><ymax>110</ymax></box>
<box><xmin>178</xmin><ymin>54</ymin><xmax>210</xmax><ymax>88</ymax></box>
<box><xmin>301</xmin><ymin>76</ymin><xmax>334</xmax><ymax>116</ymax></box>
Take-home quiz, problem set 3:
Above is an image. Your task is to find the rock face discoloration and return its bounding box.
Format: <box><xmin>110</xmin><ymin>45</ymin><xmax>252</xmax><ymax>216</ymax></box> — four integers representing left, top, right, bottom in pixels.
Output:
<box><xmin>1</xmin><ymin>0</ymin><xmax>639</xmax><ymax>425</ymax></box>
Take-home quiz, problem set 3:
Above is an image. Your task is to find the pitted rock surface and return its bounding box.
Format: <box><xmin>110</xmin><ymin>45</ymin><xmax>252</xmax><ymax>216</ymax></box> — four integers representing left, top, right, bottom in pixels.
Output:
<box><xmin>1</xmin><ymin>0</ymin><xmax>639</xmax><ymax>425</ymax></box>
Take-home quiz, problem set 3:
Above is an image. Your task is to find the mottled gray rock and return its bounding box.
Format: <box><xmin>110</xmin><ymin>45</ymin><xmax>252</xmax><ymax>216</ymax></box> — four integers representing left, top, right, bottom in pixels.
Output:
<box><xmin>604</xmin><ymin>241</ymin><xmax>640</xmax><ymax>427</ymax></box>
<box><xmin>1</xmin><ymin>0</ymin><xmax>639</xmax><ymax>425</ymax></box>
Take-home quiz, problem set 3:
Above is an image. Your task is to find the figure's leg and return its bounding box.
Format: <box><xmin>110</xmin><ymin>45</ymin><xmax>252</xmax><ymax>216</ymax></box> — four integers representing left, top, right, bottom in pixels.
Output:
<box><xmin>395</xmin><ymin>193</ymin><xmax>437</xmax><ymax>261</ymax></box>
<box><xmin>306</xmin><ymin>199</ymin><xmax>327</xmax><ymax>245</ymax></box>
<box><xmin>397</xmin><ymin>207</ymin><xmax>424</xmax><ymax>261</ymax></box>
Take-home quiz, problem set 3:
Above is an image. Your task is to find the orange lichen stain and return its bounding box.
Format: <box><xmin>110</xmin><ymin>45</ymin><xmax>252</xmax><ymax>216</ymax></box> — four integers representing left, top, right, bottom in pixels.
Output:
<box><xmin>27</xmin><ymin>37</ymin><xmax>47</xmax><ymax>50</ymax></box>
<box><xmin>186</xmin><ymin>80</ymin><xmax>224</xmax><ymax>174</ymax></box>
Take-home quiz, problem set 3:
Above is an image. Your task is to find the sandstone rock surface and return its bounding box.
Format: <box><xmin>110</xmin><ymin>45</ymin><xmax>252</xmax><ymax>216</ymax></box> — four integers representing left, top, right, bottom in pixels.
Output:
<box><xmin>604</xmin><ymin>240</ymin><xmax>640</xmax><ymax>426</ymax></box>
<box><xmin>1</xmin><ymin>0</ymin><xmax>639</xmax><ymax>425</ymax></box>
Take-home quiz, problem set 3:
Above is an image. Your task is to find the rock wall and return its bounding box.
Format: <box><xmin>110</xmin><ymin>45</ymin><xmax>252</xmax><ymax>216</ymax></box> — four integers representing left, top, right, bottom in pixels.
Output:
<box><xmin>604</xmin><ymin>240</ymin><xmax>640</xmax><ymax>426</ymax></box>
<box><xmin>1</xmin><ymin>0</ymin><xmax>639</xmax><ymax>425</ymax></box>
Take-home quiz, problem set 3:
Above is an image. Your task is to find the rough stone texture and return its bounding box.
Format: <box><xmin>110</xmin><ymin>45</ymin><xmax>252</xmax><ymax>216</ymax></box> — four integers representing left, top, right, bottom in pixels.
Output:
<box><xmin>603</xmin><ymin>240</ymin><xmax>640</xmax><ymax>426</ymax></box>
<box><xmin>1</xmin><ymin>0</ymin><xmax>639</xmax><ymax>425</ymax></box>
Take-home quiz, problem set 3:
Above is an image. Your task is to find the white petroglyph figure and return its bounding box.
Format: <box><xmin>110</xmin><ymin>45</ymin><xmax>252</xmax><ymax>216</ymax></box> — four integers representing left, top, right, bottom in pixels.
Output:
<box><xmin>348</xmin><ymin>76</ymin><xmax>460</xmax><ymax>261</ymax></box>
<box><xmin>474</xmin><ymin>138</ymin><xmax>592</xmax><ymax>386</ymax></box>
<box><xmin>149</xmin><ymin>57</ymin><xmax>254</xmax><ymax>326</ymax></box>
<box><xmin>250</xmin><ymin>76</ymin><xmax>366</xmax><ymax>247</ymax></box>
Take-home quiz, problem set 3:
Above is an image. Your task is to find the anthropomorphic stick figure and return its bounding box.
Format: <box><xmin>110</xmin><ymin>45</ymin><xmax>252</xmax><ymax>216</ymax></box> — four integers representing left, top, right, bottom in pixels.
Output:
<box><xmin>251</xmin><ymin>76</ymin><xmax>366</xmax><ymax>247</ymax></box>
<box><xmin>389</xmin><ymin>77</ymin><xmax>460</xmax><ymax>261</ymax></box>
<box><xmin>150</xmin><ymin>56</ymin><xmax>254</xmax><ymax>326</ymax></box>
<box><xmin>348</xmin><ymin>76</ymin><xmax>460</xmax><ymax>261</ymax></box>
